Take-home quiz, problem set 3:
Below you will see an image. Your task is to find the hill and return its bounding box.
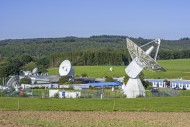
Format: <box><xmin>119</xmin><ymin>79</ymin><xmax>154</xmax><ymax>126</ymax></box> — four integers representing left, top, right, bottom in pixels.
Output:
<box><xmin>0</xmin><ymin>35</ymin><xmax>190</xmax><ymax>58</ymax></box>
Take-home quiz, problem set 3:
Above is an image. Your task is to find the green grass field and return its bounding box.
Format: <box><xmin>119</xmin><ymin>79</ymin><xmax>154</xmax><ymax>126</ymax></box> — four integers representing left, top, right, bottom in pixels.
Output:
<box><xmin>1</xmin><ymin>97</ymin><xmax>190</xmax><ymax>112</ymax></box>
<box><xmin>48</xmin><ymin>66</ymin><xmax>126</xmax><ymax>78</ymax></box>
<box><xmin>48</xmin><ymin>59</ymin><xmax>190</xmax><ymax>79</ymax></box>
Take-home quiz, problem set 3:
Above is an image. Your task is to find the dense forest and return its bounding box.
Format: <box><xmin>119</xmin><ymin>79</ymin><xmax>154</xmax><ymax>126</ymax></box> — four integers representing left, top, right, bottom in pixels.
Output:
<box><xmin>0</xmin><ymin>35</ymin><xmax>190</xmax><ymax>81</ymax></box>
<box><xmin>0</xmin><ymin>35</ymin><xmax>190</xmax><ymax>58</ymax></box>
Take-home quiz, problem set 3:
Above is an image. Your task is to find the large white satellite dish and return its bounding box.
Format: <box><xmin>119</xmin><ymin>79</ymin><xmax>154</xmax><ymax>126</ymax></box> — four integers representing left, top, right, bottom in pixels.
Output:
<box><xmin>59</xmin><ymin>60</ymin><xmax>74</xmax><ymax>76</ymax></box>
<box><xmin>124</xmin><ymin>38</ymin><xmax>166</xmax><ymax>98</ymax></box>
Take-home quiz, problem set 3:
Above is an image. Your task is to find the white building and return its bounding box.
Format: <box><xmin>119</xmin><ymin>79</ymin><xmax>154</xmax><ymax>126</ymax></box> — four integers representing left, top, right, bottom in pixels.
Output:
<box><xmin>170</xmin><ymin>80</ymin><xmax>190</xmax><ymax>90</ymax></box>
<box><xmin>49</xmin><ymin>90</ymin><xmax>81</xmax><ymax>98</ymax></box>
<box><xmin>145</xmin><ymin>79</ymin><xmax>190</xmax><ymax>90</ymax></box>
<box><xmin>21</xmin><ymin>83</ymin><xmax>58</xmax><ymax>89</ymax></box>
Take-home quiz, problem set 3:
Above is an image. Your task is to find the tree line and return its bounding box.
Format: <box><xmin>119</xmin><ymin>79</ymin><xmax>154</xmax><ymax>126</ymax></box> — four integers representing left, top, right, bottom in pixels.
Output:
<box><xmin>49</xmin><ymin>48</ymin><xmax>130</xmax><ymax>67</ymax></box>
<box><xmin>0</xmin><ymin>36</ymin><xmax>190</xmax><ymax>58</ymax></box>
<box><xmin>49</xmin><ymin>48</ymin><xmax>190</xmax><ymax>67</ymax></box>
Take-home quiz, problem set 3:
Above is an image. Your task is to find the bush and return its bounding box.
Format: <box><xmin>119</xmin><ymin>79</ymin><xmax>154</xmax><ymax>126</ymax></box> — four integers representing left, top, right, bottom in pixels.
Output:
<box><xmin>58</xmin><ymin>76</ymin><xmax>69</xmax><ymax>84</ymax></box>
<box><xmin>32</xmin><ymin>87</ymin><xmax>40</xmax><ymax>89</ymax></box>
<box><xmin>40</xmin><ymin>86</ymin><xmax>45</xmax><ymax>89</ymax></box>
<box><xmin>146</xmin><ymin>85</ymin><xmax>153</xmax><ymax>90</ymax></box>
<box><xmin>105</xmin><ymin>76</ymin><xmax>114</xmax><ymax>82</ymax></box>
<box><xmin>54</xmin><ymin>92</ymin><xmax>59</xmax><ymax>98</ymax></box>
<box><xmin>81</xmin><ymin>73</ymin><xmax>88</xmax><ymax>77</ymax></box>
<box><xmin>0</xmin><ymin>90</ymin><xmax>6</xmax><ymax>97</ymax></box>
<box><xmin>142</xmin><ymin>80</ymin><xmax>152</xmax><ymax>90</ymax></box>
<box><xmin>19</xmin><ymin>77</ymin><xmax>31</xmax><ymax>85</ymax></box>
<box><xmin>89</xmin><ymin>85</ymin><xmax>98</xmax><ymax>90</ymax></box>
<box><xmin>123</xmin><ymin>75</ymin><xmax>129</xmax><ymax>84</ymax></box>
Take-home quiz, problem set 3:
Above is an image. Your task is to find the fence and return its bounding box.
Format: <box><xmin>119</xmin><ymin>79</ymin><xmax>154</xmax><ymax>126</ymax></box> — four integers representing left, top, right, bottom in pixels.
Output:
<box><xmin>0</xmin><ymin>88</ymin><xmax>186</xmax><ymax>98</ymax></box>
<box><xmin>80</xmin><ymin>89</ymin><xmax>125</xmax><ymax>98</ymax></box>
<box><xmin>146</xmin><ymin>88</ymin><xmax>179</xmax><ymax>97</ymax></box>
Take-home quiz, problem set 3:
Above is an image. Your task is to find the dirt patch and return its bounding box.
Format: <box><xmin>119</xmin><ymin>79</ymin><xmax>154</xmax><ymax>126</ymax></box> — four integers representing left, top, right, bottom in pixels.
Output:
<box><xmin>0</xmin><ymin>111</ymin><xmax>189</xmax><ymax>127</ymax></box>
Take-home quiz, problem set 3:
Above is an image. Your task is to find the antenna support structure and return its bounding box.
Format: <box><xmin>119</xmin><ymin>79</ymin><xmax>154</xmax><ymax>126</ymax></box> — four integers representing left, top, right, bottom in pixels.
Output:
<box><xmin>124</xmin><ymin>38</ymin><xmax>165</xmax><ymax>98</ymax></box>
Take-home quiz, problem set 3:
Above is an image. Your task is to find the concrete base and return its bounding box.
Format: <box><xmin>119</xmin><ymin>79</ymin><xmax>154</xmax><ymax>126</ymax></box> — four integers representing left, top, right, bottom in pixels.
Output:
<box><xmin>124</xmin><ymin>78</ymin><xmax>145</xmax><ymax>98</ymax></box>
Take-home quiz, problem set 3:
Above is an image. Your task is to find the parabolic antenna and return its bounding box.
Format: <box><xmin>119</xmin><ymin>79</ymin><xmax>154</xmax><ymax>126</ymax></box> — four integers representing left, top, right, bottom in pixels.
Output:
<box><xmin>124</xmin><ymin>38</ymin><xmax>166</xmax><ymax>98</ymax></box>
<box><xmin>126</xmin><ymin>38</ymin><xmax>166</xmax><ymax>74</ymax></box>
<box><xmin>32</xmin><ymin>68</ymin><xmax>38</xmax><ymax>74</ymax></box>
<box><xmin>59</xmin><ymin>60</ymin><xmax>74</xmax><ymax>76</ymax></box>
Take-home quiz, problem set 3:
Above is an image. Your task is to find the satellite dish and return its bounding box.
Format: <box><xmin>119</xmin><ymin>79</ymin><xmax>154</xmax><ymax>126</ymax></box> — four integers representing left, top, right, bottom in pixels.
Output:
<box><xmin>124</xmin><ymin>38</ymin><xmax>166</xmax><ymax>98</ymax></box>
<box><xmin>59</xmin><ymin>60</ymin><xmax>74</xmax><ymax>76</ymax></box>
<box><xmin>32</xmin><ymin>68</ymin><xmax>38</xmax><ymax>74</ymax></box>
<box><xmin>126</xmin><ymin>38</ymin><xmax>166</xmax><ymax>75</ymax></box>
<box><xmin>23</xmin><ymin>71</ymin><xmax>32</xmax><ymax>76</ymax></box>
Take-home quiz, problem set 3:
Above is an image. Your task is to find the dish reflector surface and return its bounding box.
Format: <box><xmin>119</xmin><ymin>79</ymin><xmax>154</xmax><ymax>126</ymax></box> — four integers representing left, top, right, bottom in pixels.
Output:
<box><xmin>59</xmin><ymin>60</ymin><xmax>71</xmax><ymax>76</ymax></box>
<box><xmin>126</xmin><ymin>38</ymin><xmax>166</xmax><ymax>72</ymax></box>
<box><xmin>32</xmin><ymin>68</ymin><xmax>38</xmax><ymax>74</ymax></box>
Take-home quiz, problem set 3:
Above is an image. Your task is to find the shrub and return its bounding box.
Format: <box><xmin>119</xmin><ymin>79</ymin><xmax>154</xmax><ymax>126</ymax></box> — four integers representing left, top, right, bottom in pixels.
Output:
<box><xmin>32</xmin><ymin>86</ymin><xmax>39</xmax><ymax>89</ymax></box>
<box><xmin>58</xmin><ymin>76</ymin><xmax>69</xmax><ymax>84</ymax></box>
<box><xmin>105</xmin><ymin>76</ymin><xmax>114</xmax><ymax>82</ymax></box>
<box><xmin>54</xmin><ymin>92</ymin><xmax>59</xmax><ymax>98</ymax></box>
<box><xmin>142</xmin><ymin>80</ymin><xmax>152</xmax><ymax>90</ymax></box>
<box><xmin>19</xmin><ymin>77</ymin><xmax>31</xmax><ymax>84</ymax></box>
<box><xmin>40</xmin><ymin>86</ymin><xmax>45</xmax><ymax>89</ymax></box>
<box><xmin>0</xmin><ymin>90</ymin><xmax>6</xmax><ymax>97</ymax></box>
<box><xmin>146</xmin><ymin>85</ymin><xmax>153</xmax><ymax>90</ymax></box>
<box><xmin>123</xmin><ymin>75</ymin><xmax>129</xmax><ymax>84</ymax></box>
<box><xmin>81</xmin><ymin>73</ymin><xmax>88</xmax><ymax>77</ymax></box>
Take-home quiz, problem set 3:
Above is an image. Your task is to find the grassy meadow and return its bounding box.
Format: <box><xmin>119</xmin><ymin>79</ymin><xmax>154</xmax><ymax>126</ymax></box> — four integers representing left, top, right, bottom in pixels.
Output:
<box><xmin>1</xmin><ymin>97</ymin><xmax>190</xmax><ymax>112</ymax></box>
<box><xmin>48</xmin><ymin>59</ymin><xmax>190</xmax><ymax>79</ymax></box>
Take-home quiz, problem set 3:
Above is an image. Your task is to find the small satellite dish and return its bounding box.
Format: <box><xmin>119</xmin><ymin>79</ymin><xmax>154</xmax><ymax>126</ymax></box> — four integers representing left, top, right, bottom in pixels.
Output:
<box><xmin>32</xmin><ymin>68</ymin><xmax>38</xmax><ymax>74</ymax></box>
<box><xmin>124</xmin><ymin>38</ymin><xmax>166</xmax><ymax>98</ymax></box>
<box><xmin>23</xmin><ymin>71</ymin><xmax>32</xmax><ymax>76</ymax></box>
<box><xmin>59</xmin><ymin>60</ymin><xmax>74</xmax><ymax>76</ymax></box>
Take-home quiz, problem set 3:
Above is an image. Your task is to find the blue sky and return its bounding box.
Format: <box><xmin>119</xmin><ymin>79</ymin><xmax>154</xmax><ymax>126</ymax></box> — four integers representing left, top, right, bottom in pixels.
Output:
<box><xmin>0</xmin><ymin>0</ymin><xmax>190</xmax><ymax>40</ymax></box>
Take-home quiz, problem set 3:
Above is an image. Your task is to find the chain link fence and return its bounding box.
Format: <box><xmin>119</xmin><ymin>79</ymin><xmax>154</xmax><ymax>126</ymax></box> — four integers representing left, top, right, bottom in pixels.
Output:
<box><xmin>0</xmin><ymin>88</ymin><xmax>186</xmax><ymax>98</ymax></box>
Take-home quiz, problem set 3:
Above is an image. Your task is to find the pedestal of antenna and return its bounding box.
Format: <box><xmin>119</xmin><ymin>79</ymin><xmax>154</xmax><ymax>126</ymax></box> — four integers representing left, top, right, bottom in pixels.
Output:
<box><xmin>123</xmin><ymin>58</ymin><xmax>145</xmax><ymax>98</ymax></box>
<box><xmin>124</xmin><ymin>78</ymin><xmax>145</xmax><ymax>98</ymax></box>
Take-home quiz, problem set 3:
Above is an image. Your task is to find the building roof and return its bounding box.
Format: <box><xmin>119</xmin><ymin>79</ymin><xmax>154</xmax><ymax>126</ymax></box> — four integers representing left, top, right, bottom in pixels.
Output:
<box><xmin>145</xmin><ymin>78</ymin><xmax>190</xmax><ymax>84</ymax></box>
<box><xmin>145</xmin><ymin>79</ymin><xmax>165</xmax><ymax>82</ymax></box>
<box><xmin>88</xmin><ymin>82</ymin><xmax>121</xmax><ymax>87</ymax></box>
<box><xmin>170</xmin><ymin>80</ymin><xmax>190</xmax><ymax>84</ymax></box>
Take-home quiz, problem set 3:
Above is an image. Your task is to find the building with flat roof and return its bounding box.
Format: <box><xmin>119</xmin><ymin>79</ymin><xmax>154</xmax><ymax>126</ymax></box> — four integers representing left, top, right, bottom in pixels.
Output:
<box><xmin>145</xmin><ymin>79</ymin><xmax>190</xmax><ymax>90</ymax></box>
<box><xmin>88</xmin><ymin>82</ymin><xmax>121</xmax><ymax>87</ymax></box>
